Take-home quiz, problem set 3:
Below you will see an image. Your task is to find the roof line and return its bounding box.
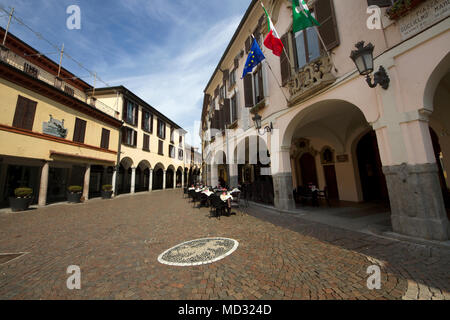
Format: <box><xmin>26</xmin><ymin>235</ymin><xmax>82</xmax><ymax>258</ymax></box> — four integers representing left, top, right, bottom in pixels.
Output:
<box><xmin>93</xmin><ymin>86</ymin><xmax>185</xmax><ymax>131</ymax></box>
<box><xmin>0</xmin><ymin>26</ymin><xmax>93</xmax><ymax>90</ymax></box>
<box><xmin>203</xmin><ymin>0</ymin><xmax>258</xmax><ymax>93</ymax></box>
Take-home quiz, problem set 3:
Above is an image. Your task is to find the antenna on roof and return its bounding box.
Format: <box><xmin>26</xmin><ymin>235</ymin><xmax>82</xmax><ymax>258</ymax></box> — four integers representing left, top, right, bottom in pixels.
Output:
<box><xmin>2</xmin><ymin>7</ymin><xmax>14</xmax><ymax>46</ymax></box>
<box><xmin>57</xmin><ymin>43</ymin><xmax>64</xmax><ymax>78</ymax></box>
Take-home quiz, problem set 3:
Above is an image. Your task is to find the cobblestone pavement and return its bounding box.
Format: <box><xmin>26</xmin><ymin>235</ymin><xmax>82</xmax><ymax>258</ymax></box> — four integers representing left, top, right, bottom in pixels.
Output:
<box><xmin>0</xmin><ymin>190</ymin><xmax>449</xmax><ymax>300</ymax></box>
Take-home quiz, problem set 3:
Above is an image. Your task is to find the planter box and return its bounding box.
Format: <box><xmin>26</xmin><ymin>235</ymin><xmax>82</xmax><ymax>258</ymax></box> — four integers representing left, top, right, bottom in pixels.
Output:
<box><xmin>101</xmin><ymin>190</ymin><xmax>113</xmax><ymax>199</ymax></box>
<box><xmin>387</xmin><ymin>0</ymin><xmax>426</xmax><ymax>20</ymax></box>
<box><xmin>9</xmin><ymin>197</ymin><xmax>32</xmax><ymax>212</ymax></box>
<box><xmin>67</xmin><ymin>192</ymin><xmax>82</xmax><ymax>203</ymax></box>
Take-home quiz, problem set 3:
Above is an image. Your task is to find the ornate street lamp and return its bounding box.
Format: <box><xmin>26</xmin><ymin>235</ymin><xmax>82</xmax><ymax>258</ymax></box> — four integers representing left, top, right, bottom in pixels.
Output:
<box><xmin>350</xmin><ymin>41</ymin><xmax>390</xmax><ymax>90</ymax></box>
<box><xmin>252</xmin><ymin>114</ymin><xmax>273</xmax><ymax>136</ymax></box>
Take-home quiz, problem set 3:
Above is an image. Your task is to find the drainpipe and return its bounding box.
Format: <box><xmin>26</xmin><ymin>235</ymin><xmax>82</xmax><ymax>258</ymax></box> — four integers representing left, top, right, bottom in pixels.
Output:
<box><xmin>114</xmin><ymin>122</ymin><xmax>123</xmax><ymax>197</ymax></box>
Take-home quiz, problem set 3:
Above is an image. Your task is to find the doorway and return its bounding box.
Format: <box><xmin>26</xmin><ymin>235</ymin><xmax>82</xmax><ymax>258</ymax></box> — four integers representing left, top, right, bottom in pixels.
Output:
<box><xmin>300</xmin><ymin>153</ymin><xmax>318</xmax><ymax>187</ymax></box>
<box><xmin>323</xmin><ymin>165</ymin><xmax>339</xmax><ymax>200</ymax></box>
<box><xmin>356</xmin><ymin>131</ymin><xmax>389</xmax><ymax>204</ymax></box>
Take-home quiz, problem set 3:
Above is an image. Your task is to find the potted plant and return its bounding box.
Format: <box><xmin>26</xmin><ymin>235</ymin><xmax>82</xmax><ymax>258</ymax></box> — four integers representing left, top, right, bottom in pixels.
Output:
<box><xmin>9</xmin><ymin>187</ymin><xmax>33</xmax><ymax>212</ymax></box>
<box><xmin>387</xmin><ymin>0</ymin><xmax>426</xmax><ymax>20</ymax></box>
<box><xmin>67</xmin><ymin>186</ymin><xmax>83</xmax><ymax>203</ymax></box>
<box><xmin>101</xmin><ymin>185</ymin><xmax>113</xmax><ymax>199</ymax></box>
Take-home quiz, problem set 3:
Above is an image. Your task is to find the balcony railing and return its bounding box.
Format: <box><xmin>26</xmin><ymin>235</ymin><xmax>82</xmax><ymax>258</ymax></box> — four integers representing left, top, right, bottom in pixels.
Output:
<box><xmin>287</xmin><ymin>55</ymin><xmax>336</xmax><ymax>106</ymax></box>
<box><xmin>0</xmin><ymin>47</ymin><xmax>118</xmax><ymax>119</ymax></box>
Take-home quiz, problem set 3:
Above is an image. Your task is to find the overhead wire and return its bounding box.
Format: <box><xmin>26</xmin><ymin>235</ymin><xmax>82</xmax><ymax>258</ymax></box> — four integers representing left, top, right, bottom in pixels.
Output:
<box><xmin>0</xmin><ymin>5</ymin><xmax>113</xmax><ymax>89</ymax></box>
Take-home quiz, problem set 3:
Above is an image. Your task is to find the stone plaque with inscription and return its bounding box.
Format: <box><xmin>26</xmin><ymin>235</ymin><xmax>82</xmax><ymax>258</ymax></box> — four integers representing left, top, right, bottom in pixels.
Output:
<box><xmin>399</xmin><ymin>0</ymin><xmax>450</xmax><ymax>40</ymax></box>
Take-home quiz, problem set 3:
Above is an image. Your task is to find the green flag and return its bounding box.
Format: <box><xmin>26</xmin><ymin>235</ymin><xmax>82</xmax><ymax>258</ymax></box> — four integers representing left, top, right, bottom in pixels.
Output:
<box><xmin>292</xmin><ymin>0</ymin><xmax>320</xmax><ymax>33</ymax></box>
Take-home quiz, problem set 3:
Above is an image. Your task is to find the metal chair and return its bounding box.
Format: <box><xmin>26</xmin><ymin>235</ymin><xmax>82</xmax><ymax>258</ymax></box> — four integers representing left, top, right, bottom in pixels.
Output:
<box><xmin>209</xmin><ymin>194</ymin><xmax>226</xmax><ymax>219</ymax></box>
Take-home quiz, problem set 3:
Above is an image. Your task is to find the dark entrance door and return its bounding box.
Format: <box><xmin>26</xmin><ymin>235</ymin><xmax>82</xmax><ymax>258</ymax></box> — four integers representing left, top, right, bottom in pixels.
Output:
<box><xmin>323</xmin><ymin>165</ymin><xmax>339</xmax><ymax>200</ymax></box>
<box><xmin>48</xmin><ymin>167</ymin><xmax>70</xmax><ymax>204</ymax></box>
<box><xmin>153</xmin><ymin>169</ymin><xmax>164</xmax><ymax>190</ymax></box>
<box><xmin>357</xmin><ymin>131</ymin><xmax>389</xmax><ymax>204</ymax></box>
<box><xmin>89</xmin><ymin>165</ymin><xmax>104</xmax><ymax>199</ymax></box>
<box><xmin>300</xmin><ymin>153</ymin><xmax>318</xmax><ymax>187</ymax></box>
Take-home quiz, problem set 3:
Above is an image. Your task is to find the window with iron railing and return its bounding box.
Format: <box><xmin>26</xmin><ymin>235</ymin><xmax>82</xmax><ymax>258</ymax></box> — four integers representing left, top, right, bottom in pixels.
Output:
<box><xmin>178</xmin><ymin>149</ymin><xmax>184</xmax><ymax>161</ymax></box>
<box><xmin>23</xmin><ymin>62</ymin><xmax>38</xmax><ymax>78</ymax></box>
<box><xmin>64</xmin><ymin>85</ymin><xmax>75</xmax><ymax>97</ymax></box>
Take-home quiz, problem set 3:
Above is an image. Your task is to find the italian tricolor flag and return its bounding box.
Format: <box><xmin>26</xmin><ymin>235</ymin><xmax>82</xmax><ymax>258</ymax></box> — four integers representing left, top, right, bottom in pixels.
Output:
<box><xmin>262</xmin><ymin>2</ymin><xmax>284</xmax><ymax>57</ymax></box>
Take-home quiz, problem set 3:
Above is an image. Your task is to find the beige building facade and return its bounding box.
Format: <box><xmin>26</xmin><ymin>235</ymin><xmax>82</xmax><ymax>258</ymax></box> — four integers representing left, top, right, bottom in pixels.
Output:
<box><xmin>201</xmin><ymin>0</ymin><xmax>450</xmax><ymax>240</ymax></box>
<box><xmin>92</xmin><ymin>86</ymin><xmax>196</xmax><ymax>194</ymax></box>
<box><xmin>0</xmin><ymin>28</ymin><xmax>122</xmax><ymax>206</ymax></box>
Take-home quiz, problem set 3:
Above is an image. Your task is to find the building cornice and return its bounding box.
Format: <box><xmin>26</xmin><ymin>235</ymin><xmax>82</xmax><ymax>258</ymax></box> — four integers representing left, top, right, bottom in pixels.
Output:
<box><xmin>0</xmin><ymin>60</ymin><xmax>123</xmax><ymax>128</ymax></box>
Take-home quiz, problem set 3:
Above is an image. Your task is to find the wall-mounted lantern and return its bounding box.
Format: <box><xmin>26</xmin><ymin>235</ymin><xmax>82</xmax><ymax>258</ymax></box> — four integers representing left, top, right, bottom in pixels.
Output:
<box><xmin>252</xmin><ymin>114</ymin><xmax>273</xmax><ymax>136</ymax></box>
<box><xmin>350</xmin><ymin>41</ymin><xmax>390</xmax><ymax>90</ymax></box>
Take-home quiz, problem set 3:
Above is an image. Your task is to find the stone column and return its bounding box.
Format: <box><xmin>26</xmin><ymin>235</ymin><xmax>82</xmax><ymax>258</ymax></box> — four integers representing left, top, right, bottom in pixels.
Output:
<box><xmin>376</xmin><ymin>117</ymin><xmax>449</xmax><ymax>241</ymax></box>
<box><xmin>173</xmin><ymin>171</ymin><xmax>176</xmax><ymax>189</ymax></box>
<box><xmin>83</xmin><ymin>164</ymin><xmax>91</xmax><ymax>201</ymax></box>
<box><xmin>229</xmin><ymin>164</ymin><xmax>238</xmax><ymax>188</ymax></box>
<box><xmin>272</xmin><ymin>147</ymin><xmax>296</xmax><ymax>211</ymax></box>
<box><xmin>38</xmin><ymin>161</ymin><xmax>49</xmax><ymax>207</ymax></box>
<box><xmin>149</xmin><ymin>169</ymin><xmax>153</xmax><ymax>192</ymax></box>
<box><xmin>112</xmin><ymin>168</ymin><xmax>117</xmax><ymax>194</ymax></box>
<box><xmin>163</xmin><ymin>170</ymin><xmax>167</xmax><ymax>190</ymax></box>
<box><xmin>211</xmin><ymin>164</ymin><xmax>218</xmax><ymax>187</ymax></box>
<box><xmin>181</xmin><ymin>169</ymin><xmax>185</xmax><ymax>188</ymax></box>
<box><xmin>130</xmin><ymin>167</ymin><xmax>136</xmax><ymax>194</ymax></box>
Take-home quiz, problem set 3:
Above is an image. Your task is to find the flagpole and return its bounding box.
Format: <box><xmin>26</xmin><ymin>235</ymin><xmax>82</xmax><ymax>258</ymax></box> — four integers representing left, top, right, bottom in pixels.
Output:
<box><xmin>264</xmin><ymin>60</ymin><xmax>289</xmax><ymax>104</ymax></box>
<box><xmin>313</xmin><ymin>26</ymin><xmax>338</xmax><ymax>73</ymax></box>
<box><xmin>260</xmin><ymin>1</ymin><xmax>294</xmax><ymax>73</ymax></box>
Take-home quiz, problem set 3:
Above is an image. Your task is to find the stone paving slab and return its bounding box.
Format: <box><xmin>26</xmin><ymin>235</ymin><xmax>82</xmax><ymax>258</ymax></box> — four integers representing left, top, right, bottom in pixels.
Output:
<box><xmin>0</xmin><ymin>190</ymin><xmax>448</xmax><ymax>300</ymax></box>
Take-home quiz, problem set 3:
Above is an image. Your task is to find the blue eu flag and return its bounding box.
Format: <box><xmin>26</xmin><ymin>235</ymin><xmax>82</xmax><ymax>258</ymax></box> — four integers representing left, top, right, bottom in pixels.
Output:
<box><xmin>242</xmin><ymin>38</ymin><xmax>265</xmax><ymax>79</ymax></box>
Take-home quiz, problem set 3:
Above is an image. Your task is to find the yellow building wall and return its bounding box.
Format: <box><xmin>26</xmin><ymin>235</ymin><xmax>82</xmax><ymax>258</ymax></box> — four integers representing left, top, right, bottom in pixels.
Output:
<box><xmin>0</xmin><ymin>78</ymin><xmax>119</xmax><ymax>164</ymax></box>
<box><xmin>96</xmin><ymin>95</ymin><xmax>186</xmax><ymax>171</ymax></box>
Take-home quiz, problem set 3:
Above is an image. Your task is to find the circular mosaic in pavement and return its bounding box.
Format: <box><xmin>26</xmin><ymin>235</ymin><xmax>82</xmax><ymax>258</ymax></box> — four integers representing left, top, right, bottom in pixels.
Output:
<box><xmin>158</xmin><ymin>238</ymin><xmax>239</xmax><ymax>267</ymax></box>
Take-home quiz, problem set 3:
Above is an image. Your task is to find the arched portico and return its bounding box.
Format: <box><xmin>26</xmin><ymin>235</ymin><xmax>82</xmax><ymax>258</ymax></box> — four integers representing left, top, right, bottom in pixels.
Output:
<box><xmin>136</xmin><ymin>160</ymin><xmax>151</xmax><ymax>193</ymax></box>
<box><xmin>166</xmin><ymin>165</ymin><xmax>175</xmax><ymax>189</ymax></box>
<box><xmin>118</xmin><ymin>157</ymin><xmax>134</xmax><ymax>195</ymax></box>
<box><xmin>232</xmin><ymin>135</ymin><xmax>274</xmax><ymax>205</ymax></box>
<box><xmin>152</xmin><ymin>163</ymin><xmax>165</xmax><ymax>191</ymax></box>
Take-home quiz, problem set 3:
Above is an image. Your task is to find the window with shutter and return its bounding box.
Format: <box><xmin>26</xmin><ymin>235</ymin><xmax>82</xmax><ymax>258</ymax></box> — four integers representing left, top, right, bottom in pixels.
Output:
<box><xmin>367</xmin><ymin>0</ymin><xmax>393</xmax><ymax>7</ymax></box>
<box><xmin>101</xmin><ymin>128</ymin><xmax>110</xmax><ymax>150</ymax></box>
<box><xmin>254</xmin><ymin>66</ymin><xmax>264</xmax><ymax>104</ymax></box>
<box><xmin>157</xmin><ymin>119</ymin><xmax>166</xmax><ymax>139</ymax></box>
<box><xmin>170</xmin><ymin>127</ymin><xmax>175</xmax><ymax>144</ymax></box>
<box><xmin>245</xmin><ymin>36</ymin><xmax>252</xmax><ymax>54</ymax></box>
<box><xmin>73</xmin><ymin>118</ymin><xmax>87</xmax><ymax>143</ymax></box>
<box><xmin>222</xmin><ymin>69</ymin><xmax>229</xmax><ymax>85</ymax></box>
<box><xmin>133</xmin><ymin>130</ymin><xmax>138</xmax><ymax>147</ymax></box>
<box><xmin>231</xmin><ymin>94</ymin><xmax>238</xmax><ymax>122</ymax></box>
<box><xmin>121</xmin><ymin>127</ymin><xmax>127</xmax><ymax>144</ymax></box>
<box><xmin>13</xmin><ymin>96</ymin><xmax>37</xmax><ymax>131</ymax></box>
<box><xmin>122</xmin><ymin>99</ymin><xmax>128</xmax><ymax>122</ymax></box>
<box><xmin>134</xmin><ymin>105</ymin><xmax>139</xmax><ymax>127</ymax></box>
<box><xmin>315</xmin><ymin>0</ymin><xmax>340</xmax><ymax>51</ymax></box>
<box><xmin>224</xmin><ymin>99</ymin><xmax>231</xmax><ymax>127</ymax></box>
<box><xmin>280</xmin><ymin>33</ymin><xmax>291</xmax><ymax>86</ymax></box>
<box><xmin>234</xmin><ymin>57</ymin><xmax>239</xmax><ymax>69</ymax></box>
<box><xmin>229</xmin><ymin>69</ymin><xmax>237</xmax><ymax>88</ymax></box>
<box><xmin>158</xmin><ymin>140</ymin><xmax>164</xmax><ymax>155</ymax></box>
<box><xmin>143</xmin><ymin>134</ymin><xmax>150</xmax><ymax>151</ymax></box>
<box><xmin>243</xmin><ymin>74</ymin><xmax>254</xmax><ymax>107</ymax></box>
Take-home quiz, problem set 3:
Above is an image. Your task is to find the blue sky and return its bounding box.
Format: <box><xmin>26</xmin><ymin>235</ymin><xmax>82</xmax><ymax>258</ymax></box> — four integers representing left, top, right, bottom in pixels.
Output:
<box><xmin>0</xmin><ymin>0</ymin><xmax>250</xmax><ymax>147</ymax></box>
